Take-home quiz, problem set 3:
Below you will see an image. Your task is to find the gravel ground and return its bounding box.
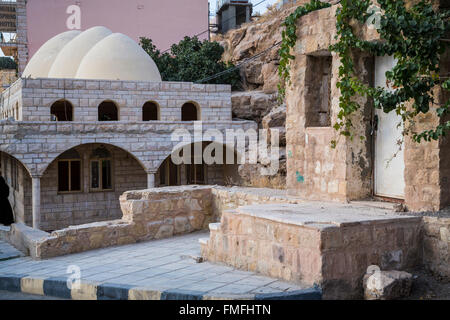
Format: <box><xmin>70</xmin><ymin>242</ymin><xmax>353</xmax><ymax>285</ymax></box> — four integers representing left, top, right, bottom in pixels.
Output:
<box><xmin>402</xmin><ymin>267</ymin><xmax>450</xmax><ymax>300</ymax></box>
<box><xmin>400</xmin><ymin>207</ymin><xmax>450</xmax><ymax>218</ymax></box>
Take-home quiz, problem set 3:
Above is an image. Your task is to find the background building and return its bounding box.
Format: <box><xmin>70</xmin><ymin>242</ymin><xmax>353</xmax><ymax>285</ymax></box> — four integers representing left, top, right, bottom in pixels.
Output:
<box><xmin>0</xmin><ymin>0</ymin><xmax>209</xmax><ymax>75</ymax></box>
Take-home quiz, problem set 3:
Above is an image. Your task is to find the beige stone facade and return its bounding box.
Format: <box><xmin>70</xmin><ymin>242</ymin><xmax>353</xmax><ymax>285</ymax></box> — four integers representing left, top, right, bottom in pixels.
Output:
<box><xmin>285</xmin><ymin>5</ymin><xmax>450</xmax><ymax>212</ymax></box>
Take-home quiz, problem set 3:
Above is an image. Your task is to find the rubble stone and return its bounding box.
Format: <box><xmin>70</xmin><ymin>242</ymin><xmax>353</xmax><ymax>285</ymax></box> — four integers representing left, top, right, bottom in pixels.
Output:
<box><xmin>363</xmin><ymin>266</ymin><xmax>413</xmax><ymax>300</ymax></box>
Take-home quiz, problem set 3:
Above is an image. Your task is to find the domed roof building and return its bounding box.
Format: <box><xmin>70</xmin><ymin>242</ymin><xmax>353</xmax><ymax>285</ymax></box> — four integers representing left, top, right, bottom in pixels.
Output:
<box><xmin>48</xmin><ymin>26</ymin><xmax>113</xmax><ymax>79</ymax></box>
<box><xmin>76</xmin><ymin>33</ymin><xmax>162</xmax><ymax>82</ymax></box>
<box><xmin>24</xmin><ymin>27</ymin><xmax>162</xmax><ymax>82</ymax></box>
<box><xmin>0</xmin><ymin>26</ymin><xmax>245</xmax><ymax>234</ymax></box>
<box><xmin>22</xmin><ymin>30</ymin><xmax>81</xmax><ymax>78</ymax></box>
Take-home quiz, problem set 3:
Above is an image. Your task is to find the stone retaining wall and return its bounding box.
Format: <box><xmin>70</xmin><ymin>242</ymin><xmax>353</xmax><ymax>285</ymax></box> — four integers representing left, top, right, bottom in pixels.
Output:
<box><xmin>16</xmin><ymin>186</ymin><xmax>214</xmax><ymax>259</ymax></box>
<box><xmin>423</xmin><ymin>216</ymin><xmax>450</xmax><ymax>279</ymax></box>
<box><xmin>201</xmin><ymin>205</ymin><xmax>423</xmax><ymax>299</ymax></box>
<box><xmin>5</xmin><ymin>186</ymin><xmax>299</xmax><ymax>259</ymax></box>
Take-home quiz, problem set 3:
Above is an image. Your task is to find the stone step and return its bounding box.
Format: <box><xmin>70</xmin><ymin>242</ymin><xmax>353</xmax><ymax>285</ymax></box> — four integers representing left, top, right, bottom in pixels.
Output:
<box><xmin>198</xmin><ymin>238</ymin><xmax>209</xmax><ymax>246</ymax></box>
<box><xmin>203</xmin><ymin>202</ymin><xmax>422</xmax><ymax>299</ymax></box>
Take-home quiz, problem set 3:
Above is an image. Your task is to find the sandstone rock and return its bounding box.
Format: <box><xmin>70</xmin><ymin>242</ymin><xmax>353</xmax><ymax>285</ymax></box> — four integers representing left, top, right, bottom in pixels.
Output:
<box><xmin>261</xmin><ymin>62</ymin><xmax>279</xmax><ymax>94</ymax></box>
<box><xmin>363</xmin><ymin>265</ymin><xmax>413</xmax><ymax>300</ymax></box>
<box><xmin>232</xmin><ymin>91</ymin><xmax>278</xmax><ymax>124</ymax></box>
<box><xmin>215</xmin><ymin>3</ymin><xmax>298</xmax><ymax>92</ymax></box>
<box><xmin>262</xmin><ymin>104</ymin><xmax>286</xmax><ymax>129</ymax></box>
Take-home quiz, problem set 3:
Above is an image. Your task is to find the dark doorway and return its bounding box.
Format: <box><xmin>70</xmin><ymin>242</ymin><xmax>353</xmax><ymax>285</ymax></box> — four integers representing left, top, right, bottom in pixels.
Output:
<box><xmin>143</xmin><ymin>102</ymin><xmax>159</xmax><ymax>121</ymax></box>
<box><xmin>181</xmin><ymin>102</ymin><xmax>199</xmax><ymax>121</ymax></box>
<box><xmin>51</xmin><ymin>100</ymin><xmax>73</xmax><ymax>121</ymax></box>
<box><xmin>98</xmin><ymin>101</ymin><xmax>118</xmax><ymax>121</ymax></box>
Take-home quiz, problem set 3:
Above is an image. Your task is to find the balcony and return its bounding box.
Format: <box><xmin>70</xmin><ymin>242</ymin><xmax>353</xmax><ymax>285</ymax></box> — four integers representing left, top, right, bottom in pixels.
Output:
<box><xmin>216</xmin><ymin>0</ymin><xmax>250</xmax><ymax>14</ymax></box>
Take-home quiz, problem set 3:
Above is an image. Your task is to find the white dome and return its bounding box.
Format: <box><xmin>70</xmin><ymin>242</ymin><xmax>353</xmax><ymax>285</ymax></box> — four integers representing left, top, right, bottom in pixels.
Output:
<box><xmin>76</xmin><ymin>33</ymin><xmax>162</xmax><ymax>82</ymax></box>
<box><xmin>48</xmin><ymin>26</ymin><xmax>112</xmax><ymax>79</ymax></box>
<box><xmin>23</xmin><ymin>30</ymin><xmax>81</xmax><ymax>78</ymax></box>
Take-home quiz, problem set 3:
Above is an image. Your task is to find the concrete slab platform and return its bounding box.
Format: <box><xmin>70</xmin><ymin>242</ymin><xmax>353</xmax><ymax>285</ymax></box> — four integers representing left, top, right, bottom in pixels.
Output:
<box><xmin>233</xmin><ymin>203</ymin><xmax>421</xmax><ymax>229</ymax></box>
<box><xmin>202</xmin><ymin>203</ymin><xmax>423</xmax><ymax>299</ymax></box>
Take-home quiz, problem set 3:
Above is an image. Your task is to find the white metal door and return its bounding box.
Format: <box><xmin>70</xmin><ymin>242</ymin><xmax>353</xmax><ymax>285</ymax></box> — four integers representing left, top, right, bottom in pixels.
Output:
<box><xmin>374</xmin><ymin>55</ymin><xmax>405</xmax><ymax>199</ymax></box>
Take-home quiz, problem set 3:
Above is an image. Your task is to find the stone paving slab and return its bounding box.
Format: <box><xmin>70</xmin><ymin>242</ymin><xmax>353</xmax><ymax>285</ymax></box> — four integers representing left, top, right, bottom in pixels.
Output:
<box><xmin>0</xmin><ymin>239</ymin><xmax>24</xmax><ymax>261</ymax></box>
<box><xmin>0</xmin><ymin>232</ymin><xmax>319</xmax><ymax>300</ymax></box>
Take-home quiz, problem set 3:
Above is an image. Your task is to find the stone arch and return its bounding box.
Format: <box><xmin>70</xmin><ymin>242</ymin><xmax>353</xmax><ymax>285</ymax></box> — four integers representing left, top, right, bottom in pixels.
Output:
<box><xmin>39</xmin><ymin>142</ymin><xmax>149</xmax><ymax>177</ymax></box>
<box><xmin>0</xmin><ymin>150</ymin><xmax>33</xmax><ymax>227</ymax></box>
<box><xmin>50</xmin><ymin>99</ymin><xmax>74</xmax><ymax>121</ymax></box>
<box><xmin>0</xmin><ymin>150</ymin><xmax>32</xmax><ymax>179</ymax></box>
<box><xmin>142</xmin><ymin>101</ymin><xmax>159</xmax><ymax>121</ymax></box>
<box><xmin>154</xmin><ymin>139</ymin><xmax>242</xmax><ymax>170</ymax></box>
<box><xmin>98</xmin><ymin>100</ymin><xmax>119</xmax><ymax>121</ymax></box>
<box><xmin>181</xmin><ymin>101</ymin><xmax>200</xmax><ymax>121</ymax></box>
<box><xmin>155</xmin><ymin>140</ymin><xmax>241</xmax><ymax>186</ymax></box>
<box><xmin>39</xmin><ymin>143</ymin><xmax>149</xmax><ymax>231</ymax></box>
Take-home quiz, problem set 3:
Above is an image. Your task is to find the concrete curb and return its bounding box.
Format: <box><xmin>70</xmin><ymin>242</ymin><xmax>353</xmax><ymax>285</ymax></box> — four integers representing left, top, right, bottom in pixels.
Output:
<box><xmin>0</xmin><ymin>274</ymin><xmax>322</xmax><ymax>300</ymax></box>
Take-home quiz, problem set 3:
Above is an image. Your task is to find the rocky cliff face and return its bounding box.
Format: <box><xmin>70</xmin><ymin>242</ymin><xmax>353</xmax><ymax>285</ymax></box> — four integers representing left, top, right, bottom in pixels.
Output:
<box><xmin>213</xmin><ymin>3</ymin><xmax>308</xmax><ymax>188</ymax></box>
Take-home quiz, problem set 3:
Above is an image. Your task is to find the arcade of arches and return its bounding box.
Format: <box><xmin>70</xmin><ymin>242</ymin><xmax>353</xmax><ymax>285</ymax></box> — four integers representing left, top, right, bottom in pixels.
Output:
<box><xmin>0</xmin><ymin>142</ymin><xmax>240</xmax><ymax>231</ymax></box>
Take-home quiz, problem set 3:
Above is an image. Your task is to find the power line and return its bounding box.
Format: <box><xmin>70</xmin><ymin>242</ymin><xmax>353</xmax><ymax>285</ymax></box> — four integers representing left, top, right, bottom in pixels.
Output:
<box><xmin>161</xmin><ymin>0</ymin><xmax>270</xmax><ymax>54</ymax></box>
<box><xmin>195</xmin><ymin>40</ymin><xmax>282</xmax><ymax>83</ymax></box>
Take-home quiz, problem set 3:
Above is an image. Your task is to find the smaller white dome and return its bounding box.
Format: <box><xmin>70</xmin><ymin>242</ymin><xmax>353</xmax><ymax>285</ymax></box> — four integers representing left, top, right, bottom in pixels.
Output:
<box><xmin>23</xmin><ymin>30</ymin><xmax>81</xmax><ymax>78</ymax></box>
<box><xmin>76</xmin><ymin>33</ymin><xmax>162</xmax><ymax>82</ymax></box>
<box><xmin>48</xmin><ymin>26</ymin><xmax>112</xmax><ymax>79</ymax></box>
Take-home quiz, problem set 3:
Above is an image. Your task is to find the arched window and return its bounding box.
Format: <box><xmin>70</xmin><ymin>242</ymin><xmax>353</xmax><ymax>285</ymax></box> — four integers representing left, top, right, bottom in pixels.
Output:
<box><xmin>90</xmin><ymin>147</ymin><xmax>113</xmax><ymax>191</ymax></box>
<box><xmin>51</xmin><ymin>100</ymin><xmax>73</xmax><ymax>121</ymax></box>
<box><xmin>98</xmin><ymin>101</ymin><xmax>118</xmax><ymax>121</ymax></box>
<box><xmin>57</xmin><ymin>149</ymin><xmax>81</xmax><ymax>192</ymax></box>
<box><xmin>142</xmin><ymin>101</ymin><xmax>159</xmax><ymax>121</ymax></box>
<box><xmin>181</xmin><ymin>102</ymin><xmax>199</xmax><ymax>121</ymax></box>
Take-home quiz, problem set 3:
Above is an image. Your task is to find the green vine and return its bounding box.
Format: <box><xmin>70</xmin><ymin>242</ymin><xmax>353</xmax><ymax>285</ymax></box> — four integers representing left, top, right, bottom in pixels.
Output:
<box><xmin>279</xmin><ymin>0</ymin><xmax>450</xmax><ymax>145</ymax></box>
<box><xmin>278</xmin><ymin>0</ymin><xmax>331</xmax><ymax>100</ymax></box>
<box><xmin>330</xmin><ymin>0</ymin><xmax>450</xmax><ymax>144</ymax></box>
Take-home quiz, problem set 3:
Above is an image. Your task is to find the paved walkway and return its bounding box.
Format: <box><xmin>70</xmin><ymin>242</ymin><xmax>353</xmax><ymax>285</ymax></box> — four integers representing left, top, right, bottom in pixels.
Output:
<box><xmin>0</xmin><ymin>232</ymin><xmax>311</xmax><ymax>299</ymax></box>
<box><xmin>0</xmin><ymin>239</ymin><xmax>24</xmax><ymax>261</ymax></box>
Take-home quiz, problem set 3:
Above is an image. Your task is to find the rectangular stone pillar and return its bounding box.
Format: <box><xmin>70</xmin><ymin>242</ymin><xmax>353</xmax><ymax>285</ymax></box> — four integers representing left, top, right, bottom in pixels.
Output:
<box><xmin>245</xmin><ymin>6</ymin><xmax>251</xmax><ymax>23</ymax></box>
<box><xmin>147</xmin><ymin>172</ymin><xmax>156</xmax><ymax>189</ymax></box>
<box><xmin>32</xmin><ymin>176</ymin><xmax>41</xmax><ymax>229</ymax></box>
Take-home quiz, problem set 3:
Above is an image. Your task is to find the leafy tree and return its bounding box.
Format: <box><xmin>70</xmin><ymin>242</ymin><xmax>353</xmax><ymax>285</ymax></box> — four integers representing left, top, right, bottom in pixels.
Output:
<box><xmin>140</xmin><ymin>36</ymin><xmax>241</xmax><ymax>89</ymax></box>
<box><xmin>0</xmin><ymin>57</ymin><xmax>17</xmax><ymax>70</ymax></box>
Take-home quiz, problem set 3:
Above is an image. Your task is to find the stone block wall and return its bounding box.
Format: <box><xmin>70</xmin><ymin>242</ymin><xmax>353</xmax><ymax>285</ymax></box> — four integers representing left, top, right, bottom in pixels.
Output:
<box><xmin>120</xmin><ymin>186</ymin><xmax>214</xmax><ymax>234</ymax></box>
<box><xmin>202</xmin><ymin>207</ymin><xmax>422</xmax><ymax>299</ymax></box>
<box><xmin>0</xmin><ymin>78</ymin><xmax>232</xmax><ymax>122</ymax></box>
<box><xmin>31</xmin><ymin>186</ymin><xmax>214</xmax><ymax>259</ymax></box>
<box><xmin>16</xmin><ymin>0</ymin><xmax>28</xmax><ymax>75</ymax></box>
<box><xmin>422</xmin><ymin>216</ymin><xmax>450</xmax><ymax>279</ymax></box>
<box><xmin>286</xmin><ymin>6</ymin><xmax>374</xmax><ymax>202</ymax></box>
<box><xmin>8</xmin><ymin>186</ymin><xmax>298</xmax><ymax>259</ymax></box>
<box><xmin>285</xmin><ymin>4</ymin><xmax>450</xmax><ymax>211</ymax></box>
<box><xmin>0</xmin><ymin>120</ymin><xmax>257</xmax><ymax>177</ymax></box>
